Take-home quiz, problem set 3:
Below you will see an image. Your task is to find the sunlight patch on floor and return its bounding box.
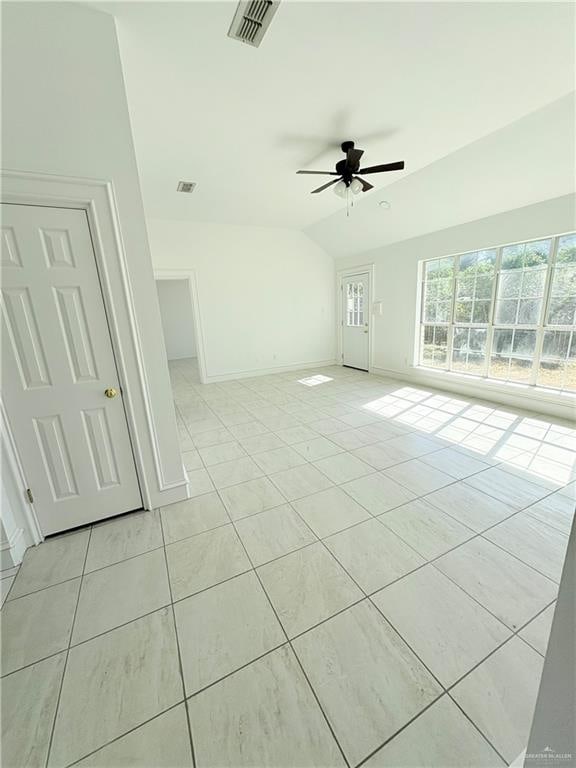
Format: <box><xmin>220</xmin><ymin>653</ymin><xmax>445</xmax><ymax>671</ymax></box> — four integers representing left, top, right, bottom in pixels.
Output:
<box><xmin>298</xmin><ymin>375</ymin><xmax>334</xmax><ymax>387</ymax></box>
<box><xmin>361</xmin><ymin>388</ymin><xmax>576</xmax><ymax>485</ymax></box>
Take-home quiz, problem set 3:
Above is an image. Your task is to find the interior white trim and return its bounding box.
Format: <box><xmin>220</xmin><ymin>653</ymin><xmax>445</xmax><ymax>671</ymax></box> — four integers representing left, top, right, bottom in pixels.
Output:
<box><xmin>371</xmin><ymin>364</ymin><xmax>576</xmax><ymax>421</ymax></box>
<box><xmin>0</xmin><ymin>399</ymin><xmax>43</xmax><ymax>548</ymax></box>
<box><xmin>202</xmin><ymin>359</ymin><xmax>338</xmax><ymax>384</ymax></box>
<box><xmin>336</xmin><ymin>264</ymin><xmax>375</xmax><ymax>372</ymax></box>
<box><xmin>1</xmin><ymin>169</ymin><xmax>151</xmax><ymax>506</ymax></box>
<box><xmin>1</xmin><ymin>170</ymin><xmax>188</xmax><ymax>527</ymax></box>
<box><xmin>0</xmin><ymin>526</ymin><xmax>28</xmax><ymax>570</ymax></box>
<box><xmin>154</xmin><ymin>269</ymin><xmax>208</xmax><ymax>384</ymax></box>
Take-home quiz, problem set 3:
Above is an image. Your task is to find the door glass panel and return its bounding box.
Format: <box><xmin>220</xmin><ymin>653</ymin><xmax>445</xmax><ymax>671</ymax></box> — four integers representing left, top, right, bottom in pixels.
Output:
<box><xmin>346</xmin><ymin>281</ymin><xmax>365</xmax><ymax>326</ymax></box>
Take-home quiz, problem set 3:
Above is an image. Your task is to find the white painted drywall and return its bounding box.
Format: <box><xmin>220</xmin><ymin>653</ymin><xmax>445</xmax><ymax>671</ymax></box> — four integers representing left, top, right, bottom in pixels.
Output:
<box><xmin>308</xmin><ymin>94</ymin><xmax>576</xmax><ymax>258</ymax></box>
<box><xmin>335</xmin><ymin>194</ymin><xmax>576</xmax><ymax>417</ymax></box>
<box><xmin>2</xmin><ymin>3</ymin><xmax>187</xmax><ymax>513</ymax></box>
<box><xmin>147</xmin><ymin>220</ymin><xmax>336</xmax><ymax>380</ymax></box>
<box><xmin>156</xmin><ymin>280</ymin><xmax>197</xmax><ymax>361</ymax></box>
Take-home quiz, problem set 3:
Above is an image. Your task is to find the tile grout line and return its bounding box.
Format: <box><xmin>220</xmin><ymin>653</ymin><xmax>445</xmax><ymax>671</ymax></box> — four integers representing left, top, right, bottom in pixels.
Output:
<box><xmin>428</xmin><ymin>556</ymin><xmax>559</xmax><ymax>643</ymax></box>
<box><xmin>4</xmin><ymin>466</ymin><xmax>564</xmax><ymax>666</ymax></box>
<box><xmin>290</xmin><ymin>505</ymin><xmax>544</xmax><ymax>766</ymax></box>
<box><xmin>44</xmin><ymin>526</ymin><xmax>93</xmax><ymax>768</ymax></box>
<box><xmin>213</xmin><ymin>485</ymin><xmax>353</xmax><ymax>768</ymax></box>
<box><xmin>310</xmin><ymin>530</ymin><xmax>513</xmax><ymax>766</ymax></box>
<box><xmin>8</xmin><ymin>366</ymin><xmax>574</xmax><ymax>767</ymax></box>
<box><xmin>265</xmin><ymin>498</ymin><xmax>464</xmax><ymax>766</ymax></box>
<box><xmin>4</xmin><ymin>511</ymin><xmax>557</xmax><ymax>683</ymax></box>
<box><xmin>6</xmin><ymin>464</ymin><xmax>562</xmax><ymax>673</ymax></box>
<box><xmin>365</xmin><ymin>594</ymin><xmax>513</xmax><ymax>767</ymax></box>
<box><xmin>4</xmin><ymin>541</ymin><xmax>168</xmax><ymax>605</ymax></box>
<box><xmin>158</xmin><ymin>511</ymin><xmax>198</xmax><ymax>768</ymax></box>
<box><xmin>444</xmin><ymin>692</ymin><xmax>509</xmax><ymax>767</ymax></box>
<box><xmin>0</xmin><ymin>600</ymin><xmax>175</xmax><ymax>680</ymax></box>
<box><xmin>185</xmin><ymin>641</ymin><xmax>290</xmax><ymax>700</ymax></box>
<box><xmin>63</xmin><ymin>700</ymin><xmax>187</xmax><ymax>768</ymax></box>
<box><xmin>442</xmin><ymin>599</ymin><xmax>558</xmax><ymax>696</ymax></box>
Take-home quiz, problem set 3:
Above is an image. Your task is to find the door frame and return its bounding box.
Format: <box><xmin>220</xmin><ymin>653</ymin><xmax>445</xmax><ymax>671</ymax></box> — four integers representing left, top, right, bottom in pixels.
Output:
<box><xmin>0</xmin><ymin>169</ymin><xmax>160</xmax><ymax>542</ymax></box>
<box><xmin>336</xmin><ymin>264</ymin><xmax>375</xmax><ymax>372</ymax></box>
<box><xmin>154</xmin><ymin>270</ymin><xmax>208</xmax><ymax>384</ymax></box>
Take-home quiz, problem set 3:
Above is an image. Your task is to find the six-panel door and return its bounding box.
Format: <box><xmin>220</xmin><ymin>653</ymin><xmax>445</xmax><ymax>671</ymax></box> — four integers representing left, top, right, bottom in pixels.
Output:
<box><xmin>1</xmin><ymin>203</ymin><xmax>142</xmax><ymax>534</ymax></box>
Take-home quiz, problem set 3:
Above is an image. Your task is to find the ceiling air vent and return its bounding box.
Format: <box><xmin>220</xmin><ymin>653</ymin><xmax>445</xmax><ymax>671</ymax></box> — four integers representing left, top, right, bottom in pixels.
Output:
<box><xmin>177</xmin><ymin>181</ymin><xmax>196</xmax><ymax>193</ymax></box>
<box><xmin>228</xmin><ymin>0</ymin><xmax>280</xmax><ymax>47</ymax></box>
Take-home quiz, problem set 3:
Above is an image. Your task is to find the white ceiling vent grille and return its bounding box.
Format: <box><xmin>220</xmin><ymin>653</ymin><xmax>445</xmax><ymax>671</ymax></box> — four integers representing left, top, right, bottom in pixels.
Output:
<box><xmin>228</xmin><ymin>0</ymin><xmax>280</xmax><ymax>47</ymax></box>
<box><xmin>177</xmin><ymin>181</ymin><xmax>196</xmax><ymax>193</ymax></box>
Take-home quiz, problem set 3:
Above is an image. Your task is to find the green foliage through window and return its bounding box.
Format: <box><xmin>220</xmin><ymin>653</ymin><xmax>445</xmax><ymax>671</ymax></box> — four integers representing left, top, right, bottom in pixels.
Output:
<box><xmin>419</xmin><ymin>232</ymin><xmax>576</xmax><ymax>392</ymax></box>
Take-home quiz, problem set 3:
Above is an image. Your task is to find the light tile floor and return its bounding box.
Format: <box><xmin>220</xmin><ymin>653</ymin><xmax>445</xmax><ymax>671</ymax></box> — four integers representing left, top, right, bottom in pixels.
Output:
<box><xmin>2</xmin><ymin>359</ymin><xmax>575</xmax><ymax>767</ymax></box>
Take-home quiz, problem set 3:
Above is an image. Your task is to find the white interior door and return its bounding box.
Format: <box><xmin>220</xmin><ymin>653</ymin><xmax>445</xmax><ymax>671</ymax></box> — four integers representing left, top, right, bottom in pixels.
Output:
<box><xmin>1</xmin><ymin>203</ymin><xmax>142</xmax><ymax>535</ymax></box>
<box><xmin>341</xmin><ymin>272</ymin><xmax>370</xmax><ymax>371</ymax></box>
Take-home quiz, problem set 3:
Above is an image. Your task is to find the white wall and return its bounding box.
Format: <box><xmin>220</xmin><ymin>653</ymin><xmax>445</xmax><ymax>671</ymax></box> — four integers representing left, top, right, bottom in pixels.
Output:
<box><xmin>147</xmin><ymin>220</ymin><xmax>336</xmax><ymax>380</ymax></box>
<box><xmin>308</xmin><ymin>94</ymin><xmax>575</xmax><ymax>258</ymax></box>
<box><xmin>156</xmin><ymin>280</ymin><xmax>197</xmax><ymax>361</ymax></box>
<box><xmin>336</xmin><ymin>194</ymin><xmax>576</xmax><ymax>418</ymax></box>
<box><xmin>2</xmin><ymin>3</ymin><xmax>187</xmax><ymax>523</ymax></box>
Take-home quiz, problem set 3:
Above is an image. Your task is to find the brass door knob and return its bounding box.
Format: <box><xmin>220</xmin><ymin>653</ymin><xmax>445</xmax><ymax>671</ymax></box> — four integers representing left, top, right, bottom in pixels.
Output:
<box><xmin>104</xmin><ymin>387</ymin><xmax>118</xmax><ymax>399</ymax></box>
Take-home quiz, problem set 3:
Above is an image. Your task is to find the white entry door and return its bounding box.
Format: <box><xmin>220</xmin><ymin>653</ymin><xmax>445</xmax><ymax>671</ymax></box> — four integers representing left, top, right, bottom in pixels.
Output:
<box><xmin>341</xmin><ymin>272</ymin><xmax>370</xmax><ymax>371</ymax></box>
<box><xmin>1</xmin><ymin>203</ymin><xmax>142</xmax><ymax>535</ymax></box>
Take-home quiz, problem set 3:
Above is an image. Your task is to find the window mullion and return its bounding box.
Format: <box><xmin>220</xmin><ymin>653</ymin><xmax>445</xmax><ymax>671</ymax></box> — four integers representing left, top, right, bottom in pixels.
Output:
<box><xmin>531</xmin><ymin>236</ymin><xmax>558</xmax><ymax>385</ymax></box>
<box><xmin>485</xmin><ymin>246</ymin><xmax>502</xmax><ymax>379</ymax></box>
<box><xmin>447</xmin><ymin>255</ymin><xmax>458</xmax><ymax>371</ymax></box>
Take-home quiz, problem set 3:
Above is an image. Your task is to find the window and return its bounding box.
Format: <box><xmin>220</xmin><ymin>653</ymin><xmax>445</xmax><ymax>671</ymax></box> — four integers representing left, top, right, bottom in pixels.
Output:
<box><xmin>347</xmin><ymin>282</ymin><xmax>364</xmax><ymax>327</ymax></box>
<box><xmin>418</xmin><ymin>232</ymin><xmax>576</xmax><ymax>392</ymax></box>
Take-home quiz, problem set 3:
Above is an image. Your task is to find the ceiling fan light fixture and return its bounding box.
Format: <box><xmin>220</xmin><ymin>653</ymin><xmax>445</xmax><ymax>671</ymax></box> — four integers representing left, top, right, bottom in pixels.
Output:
<box><xmin>333</xmin><ymin>180</ymin><xmax>347</xmax><ymax>198</ymax></box>
<box><xmin>350</xmin><ymin>178</ymin><xmax>363</xmax><ymax>195</ymax></box>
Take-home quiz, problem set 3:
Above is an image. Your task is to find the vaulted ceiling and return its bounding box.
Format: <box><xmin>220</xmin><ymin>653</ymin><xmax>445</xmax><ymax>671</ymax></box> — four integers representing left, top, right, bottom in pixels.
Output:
<box><xmin>101</xmin><ymin>1</ymin><xmax>574</xmax><ymax>254</ymax></box>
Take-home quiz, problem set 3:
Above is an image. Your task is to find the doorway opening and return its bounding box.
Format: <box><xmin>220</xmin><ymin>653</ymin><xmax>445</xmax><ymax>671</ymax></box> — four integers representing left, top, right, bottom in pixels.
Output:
<box><xmin>154</xmin><ymin>273</ymin><xmax>205</xmax><ymax>389</ymax></box>
<box><xmin>156</xmin><ymin>278</ymin><xmax>198</xmax><ymax>375</ymax></box>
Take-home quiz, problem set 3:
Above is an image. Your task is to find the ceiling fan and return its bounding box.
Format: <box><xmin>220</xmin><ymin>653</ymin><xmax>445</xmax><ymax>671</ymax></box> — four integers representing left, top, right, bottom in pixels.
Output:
<box><xmin>296</xmin><ymin>141</ymin><xmax>404</xmax><ymax>196</ymax></box>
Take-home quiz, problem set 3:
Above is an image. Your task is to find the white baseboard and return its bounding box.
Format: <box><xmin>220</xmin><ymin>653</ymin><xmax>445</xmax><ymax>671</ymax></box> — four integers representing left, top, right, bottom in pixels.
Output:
<box><xmin>149</xmin><ymin>479</ymin><xmax>190</xmax><ymax>510</ymax></box>
<box><xmin>0</xmin><ymin>527</ymin><xmax>28</xmax><ymax>569</ymax></box>
<box><xmin>167</xmin><ymin>353</ymin><xmax>198</xmax><ymax>361</ymax></box>
<box><xmin>371</xmin><ymin>365</ymin><xmax>576</xmax><ymax>421</ymax></box>
<box><xmin>203</xmin><ymin>359</ymin><xmax>338</xmax><ymax>384</ymax></box>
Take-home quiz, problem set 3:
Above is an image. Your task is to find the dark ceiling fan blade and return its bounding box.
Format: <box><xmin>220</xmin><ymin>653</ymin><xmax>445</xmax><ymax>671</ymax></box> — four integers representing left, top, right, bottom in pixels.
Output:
<box><xmin>311</xmin><ymin>178</ymin><xmax>340</xmax><ymax>194</ymax></box>
<box><xmin>356</xmin><ymin>177</ymin><xmax>374</xmax><ymax>192</ymax></box>
<box><xmin>296</xmin><ymin>170</ymin><xmax>339</xmax><ymax>175</ymax></box>
<box><xmin>346</xmin><ymin>148</ymin><xmax>364</xmax><ymax>167</ymax></box>
<box><xmin>358</xmin><ymin>161</ymin><xmax>405</xmax><ymax>174</ymax></box>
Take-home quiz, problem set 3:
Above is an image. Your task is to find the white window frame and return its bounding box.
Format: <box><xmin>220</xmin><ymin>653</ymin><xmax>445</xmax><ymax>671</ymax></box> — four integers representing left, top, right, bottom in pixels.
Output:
<box><xmin>417</xmin><ymin>231</ymin><xmax>576</xmax><ymax>393</ymax></box>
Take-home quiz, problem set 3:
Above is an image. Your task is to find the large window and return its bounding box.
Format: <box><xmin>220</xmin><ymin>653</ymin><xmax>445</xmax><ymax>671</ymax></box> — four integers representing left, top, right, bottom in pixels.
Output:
<box><xmin>418</xmin><ymin>232</ymin><xmax>576</xmax><ymax>392</ymax></box>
